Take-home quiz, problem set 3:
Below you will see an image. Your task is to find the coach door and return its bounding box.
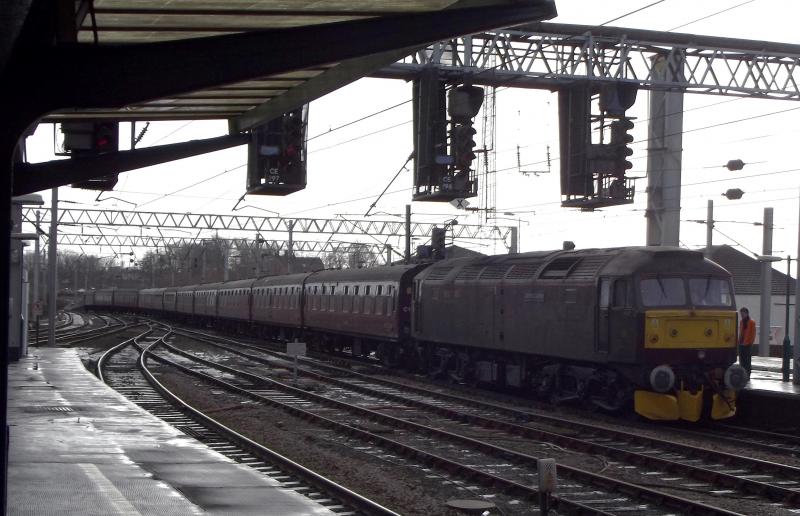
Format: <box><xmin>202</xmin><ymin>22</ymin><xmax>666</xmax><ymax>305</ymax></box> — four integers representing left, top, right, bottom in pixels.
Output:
<box><xmin>597</xmin><ymin>278</ymin><xmax>611</xmax><ymax>353</ymax></box>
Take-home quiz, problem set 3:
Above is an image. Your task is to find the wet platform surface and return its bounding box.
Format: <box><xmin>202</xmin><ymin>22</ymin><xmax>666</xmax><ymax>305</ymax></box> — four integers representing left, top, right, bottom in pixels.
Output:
<box><xmin>736</xmin><ymin>357</ymin><xmax>800</xmax><ymax>427</ymax></box>
<box><xmin>747</xmin><ymin>356</ymin><xmax>800</xmax><ymax>397</ymax></box>
<box><xmin>8</xmin><ymin>347</ymin><xmax>336</xmax><ymax>515</ymax></box>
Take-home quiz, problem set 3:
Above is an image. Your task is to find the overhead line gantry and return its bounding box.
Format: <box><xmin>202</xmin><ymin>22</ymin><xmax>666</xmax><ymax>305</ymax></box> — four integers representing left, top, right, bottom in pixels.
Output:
<box><xmin>25</xmin><ymin>208</ymin><xmax>514</xmax><ymax>242</ymax></box>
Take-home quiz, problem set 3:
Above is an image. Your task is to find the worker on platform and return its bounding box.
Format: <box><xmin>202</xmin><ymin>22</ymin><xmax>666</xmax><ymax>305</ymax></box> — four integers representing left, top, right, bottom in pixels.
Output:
<box><xmin>738</xmin><ymin>307</ymin><xmax>756</xmax><ymax>377</ymax></box>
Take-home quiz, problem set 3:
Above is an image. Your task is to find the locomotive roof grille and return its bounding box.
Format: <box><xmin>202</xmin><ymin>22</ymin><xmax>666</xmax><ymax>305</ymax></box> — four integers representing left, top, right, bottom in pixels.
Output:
<box><xmin>540</xmin><ymin>257</ymin><xmax>582</xmax><ymax>279</ymax></box>
<box><xmin>480</xmin><ymin>264</ymin><xmax>512</xmax><ymax>280</ymax></box>
<box><xmin>455</xmin><ymin>265</ymin><xmax>484</xmax><ymax>281</ymax></box>
<box><xmin>568</xmin><ymin>255</ymin><xmax>612</xmax><ymax>280</ymax></box>
<box><xmin>427</xmin><ymin>266</ymin><xmax>455</xmax><ymax>281</ymax></box>
<box><xmin>506</xmin><ymin>261</ymin><xmax>544</xmax><ymax>280</ymax></box>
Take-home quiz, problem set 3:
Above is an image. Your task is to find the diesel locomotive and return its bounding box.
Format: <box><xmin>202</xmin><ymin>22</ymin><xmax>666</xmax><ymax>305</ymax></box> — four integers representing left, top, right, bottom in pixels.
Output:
<box><xmin>85</xmin><ymin>246</ymin><xmax>748</xmax><ymax>422</ymax></box>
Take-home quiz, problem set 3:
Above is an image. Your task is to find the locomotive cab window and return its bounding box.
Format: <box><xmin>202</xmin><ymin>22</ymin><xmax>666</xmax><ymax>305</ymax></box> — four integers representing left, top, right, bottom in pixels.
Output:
<box><xmin>640</xmin><ymin>277</ymin><xmax>686</xmax><ymax>307</ymax></box>
<box><xmin>689</xmin><ymin>277</ymin><xmax>733</xmax><ymax>307</ymax></box>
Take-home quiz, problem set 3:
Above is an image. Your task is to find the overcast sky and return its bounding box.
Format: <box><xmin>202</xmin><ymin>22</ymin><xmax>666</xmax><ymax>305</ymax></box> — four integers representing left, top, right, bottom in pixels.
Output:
<box><xmin>23</xmin><ymin>0</ymin><xmax>800</xmax><ymax>277</ymax></box>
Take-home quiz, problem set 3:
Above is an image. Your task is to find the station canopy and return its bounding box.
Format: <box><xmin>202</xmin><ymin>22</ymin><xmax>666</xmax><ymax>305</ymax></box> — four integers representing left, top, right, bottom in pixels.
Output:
<box><xmin>42</xmin><ymin>0</ymin><xmax>558</xmax><ymax>131</ymax></box>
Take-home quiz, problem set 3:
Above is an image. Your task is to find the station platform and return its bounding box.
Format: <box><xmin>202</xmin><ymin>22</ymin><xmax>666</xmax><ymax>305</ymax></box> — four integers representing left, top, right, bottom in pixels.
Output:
<box><xmin>7</xmin><ymin>347</ymin><xmax>337</xmax><ymax>515</ymax></box>
<box><xmin>737</xmin><ymin>356</ymin><xmax>800</xmax><ymax>427</ymax></box>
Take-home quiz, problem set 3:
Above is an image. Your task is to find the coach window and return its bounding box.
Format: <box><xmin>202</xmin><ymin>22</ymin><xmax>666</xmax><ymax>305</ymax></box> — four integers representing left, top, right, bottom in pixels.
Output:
<box><xmin>377</xmin><ymin>285</ymin><xmax>383</xmax><ymax>296</ymax></box>
<box><xmin>365</xmin><ymin>285</ymin><xmax>371</xmax><ymax>295</ymax></box>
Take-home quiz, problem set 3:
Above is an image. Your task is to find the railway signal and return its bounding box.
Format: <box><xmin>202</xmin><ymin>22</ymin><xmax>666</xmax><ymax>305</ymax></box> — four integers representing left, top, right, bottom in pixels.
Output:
<box><xmin>412</xmin><ymin>69</ymin><xmax>483</xmax><ymax>202</ymax></box>
<box><xmin>61</xmin><ymin>121</ymin><xmax>120</xmax><ymax>191</ymax></box>
<box><xmin>247</xmin><ymin>107</ymin><xmax>308</xmax><ymax>195</ymax></box>
<box><xmin>609</xmin><ymin>118</ymin><xmax>634</xmax><ymax>175</ymax></box>
<box><xmin>451</xmin><ymin>123</ymin><xmax>477</xmax><ymax>170</ymax></box>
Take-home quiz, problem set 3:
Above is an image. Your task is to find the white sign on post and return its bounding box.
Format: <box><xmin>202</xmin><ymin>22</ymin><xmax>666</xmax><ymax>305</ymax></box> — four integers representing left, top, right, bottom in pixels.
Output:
<box><xmin>286</xmin><ymin>341</ymin><xmax>307</xmax><ymax>357</ymax></box>
<box><xmin>287</xmin><ymin>341</ymin><xmax>306</xmax><ymax>387</ymax></box>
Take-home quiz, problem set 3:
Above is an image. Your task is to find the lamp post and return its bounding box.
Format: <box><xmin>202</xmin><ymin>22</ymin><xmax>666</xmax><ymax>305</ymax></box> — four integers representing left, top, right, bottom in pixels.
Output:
<box><xmin>757</xmin><ymin>254</ymin><xmax>781</xmax><ymax>364</ymax></box>
<box><xmin>783</xmin><ymin>256</ymin><xmax>793</xmax><ymax>382</ymax></box>
<box><xmin>758</xmin><ymin>208</ymin><xmax>774</xmax><ymax>358</ymax></box>
<box><xmin>761</xmin><ymin>254</ymin><xmax>796</xmax><ymax>382</ymax></box>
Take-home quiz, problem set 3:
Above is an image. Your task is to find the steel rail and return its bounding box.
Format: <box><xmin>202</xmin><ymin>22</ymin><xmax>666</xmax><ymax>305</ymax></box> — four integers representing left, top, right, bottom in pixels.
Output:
<box><xmin>155</xmin><ymin>336</ymin><xmax>740</xmax><ymax>516</ymax></box>
<box><xmin>170</xmin><ymin>330</ymin><xmax>800</xmax><ymax>507</ymax></box>
<box><xmin>96</xmin><ymin>325</ymin><xmax>155</xmax><ymax>383</ymax></box>
<box><xmin>137</xmin><ymin>332</ymin><xmax>401</xmax><ymax>516</ymax></box>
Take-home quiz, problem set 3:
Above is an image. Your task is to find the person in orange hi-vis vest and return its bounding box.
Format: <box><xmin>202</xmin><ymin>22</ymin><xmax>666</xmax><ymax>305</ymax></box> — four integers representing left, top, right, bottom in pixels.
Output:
<box><xmin>738</xmin><ymin>307</ymin><xmax>756</xmax><ymax>376</ymax></box>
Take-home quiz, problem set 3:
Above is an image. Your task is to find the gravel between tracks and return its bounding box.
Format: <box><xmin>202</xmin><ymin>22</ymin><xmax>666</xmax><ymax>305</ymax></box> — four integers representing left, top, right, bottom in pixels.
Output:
<box><xmin>151</xmin><ymin>366</ymin><xmax>483</xmax><ymax>516</ymax></box>
<box><xmin>157</xmin><ymin>338</ymin><xmax>795</xmax><ymax>515</ymax></box>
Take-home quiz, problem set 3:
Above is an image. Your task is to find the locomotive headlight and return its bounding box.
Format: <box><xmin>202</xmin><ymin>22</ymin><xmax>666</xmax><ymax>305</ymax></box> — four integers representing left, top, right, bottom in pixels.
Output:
<box><xmin>697</xmin><ymin>350</ymin><xmax>706</xmax><ymax>360</ymax></box>
<box><xmin>724</xmin><ymin>364</ymin><xmax>748</xmax><ymax>390</ymax></box>
<box><xmin>649</xmin><ymin>365</ymin><xmax>676</xmax><ymax>393</ymax></box>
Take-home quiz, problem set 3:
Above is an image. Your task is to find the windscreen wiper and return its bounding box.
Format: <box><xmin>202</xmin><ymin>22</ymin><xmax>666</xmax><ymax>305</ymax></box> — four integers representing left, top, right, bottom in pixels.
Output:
<box><xmin>656</xmin><ymin>275</ymin><xmax>667</xmax><ymax>298</ymax></box>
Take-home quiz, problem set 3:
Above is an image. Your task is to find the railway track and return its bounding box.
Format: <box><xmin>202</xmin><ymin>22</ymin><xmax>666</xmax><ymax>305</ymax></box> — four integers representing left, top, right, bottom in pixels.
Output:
<box><xmin>172</xmin><ymin>327</ymin><xmax>800</xmax><ymax>513</ymax></box>
<box><xmin>32</xmin><ymin>313</ymin><xmax>137</xmax><ymax>346</ymax></box>
<box><xmin>97</xmin><ymin>323</ymin><xmax>398</xmax><ymax>516</ymax></box>
<box><xmin>686</xmin><ymin>423</ymin><xmax>800</xmax><ymax>458</ymax></box>
<box><xmin>32</xmin><ymin>311</ymin><xmax>106</xmax><ymax>343</ymax></box>
<box><xmin>151</xmin><ymin>329</ymin><xmax>752</xmax><ymax>516</ymax></box>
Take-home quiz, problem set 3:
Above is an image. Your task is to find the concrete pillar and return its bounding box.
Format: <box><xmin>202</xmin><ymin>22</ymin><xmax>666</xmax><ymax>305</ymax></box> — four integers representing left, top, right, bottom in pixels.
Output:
<box><xmin>759</xmin><ymin>207</ymin><xmax>773</xmax><ymax>357</ymax></box>
<box><xmin>21</xmin><ymin>268</ymin><xmax>29</xmax><ymax>357</ymax></box>
<box><xmin>47</xmin><ymin>187</ymin><xmax>58</xmax><ymax>347</ymax></box>
<box><xmin>509</xmin><ymin>226</ymin><xmax>518</xmax><ymax>254</ymax></box>
<box><xmin>645</xmin><ymin>51</ymin><xmax>685</xmax><ymax>247</ymax></box>
<box><xmin>33</xmin><ymin>211</ymin><xmax>40</xmax><ymax>307</ymax></box>
<box><xmin>9</xmin><ymin>201</ymin><xmax>23</xmax><ymax>360</ymax></box>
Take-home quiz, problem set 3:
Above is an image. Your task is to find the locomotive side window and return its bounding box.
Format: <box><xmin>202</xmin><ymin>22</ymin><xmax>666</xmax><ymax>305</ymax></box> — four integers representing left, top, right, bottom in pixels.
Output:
<box><xmin>640</xmin><ymin>277</ymin><xmax>686</xmax><ymax>307</ymax></box>
<box><xmin>599</xmin><ymin>280</ymin><xmax>611</xmax><ymax>308</ymax></box>
<box><xmin>689</xmin><ymin>278</ymin><xmax>733</xmax><ymax>307</ymax></box>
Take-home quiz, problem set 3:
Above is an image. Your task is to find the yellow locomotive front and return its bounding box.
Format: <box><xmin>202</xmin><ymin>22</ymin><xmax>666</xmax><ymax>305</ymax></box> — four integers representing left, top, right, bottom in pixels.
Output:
<box><xmin>633</xmin><ymin>275</ymin><xmax>746</xmax><ymax>422</ymax></box>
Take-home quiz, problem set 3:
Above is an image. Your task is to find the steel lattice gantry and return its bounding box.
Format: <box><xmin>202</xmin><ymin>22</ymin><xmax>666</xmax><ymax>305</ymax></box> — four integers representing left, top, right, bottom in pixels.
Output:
<box><xmin>374</xmin><ymin>23</ymin><xmax>800</xmax><ymax>99</ymax></box>
<box><xmin>47</xmin><ymin>233</ymin><xmax>389</xmax><ymax>256</ymax></box>
<box><xmin>25</xmin><ymin>208</ymin><xmax>513</xmax><ymax>241</ymax></box>
<box><xmin>372</xmin><ymin>22</ymin><xmax>800</xmax><ymax>248</ymax></box>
